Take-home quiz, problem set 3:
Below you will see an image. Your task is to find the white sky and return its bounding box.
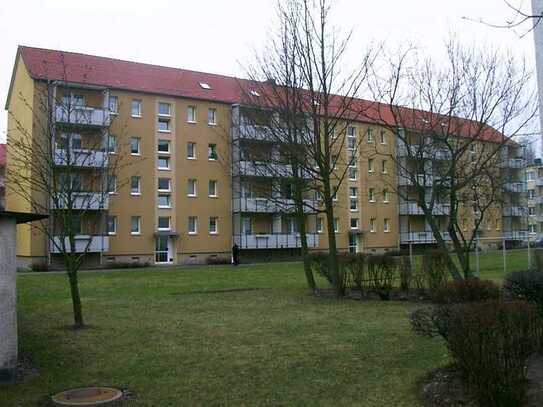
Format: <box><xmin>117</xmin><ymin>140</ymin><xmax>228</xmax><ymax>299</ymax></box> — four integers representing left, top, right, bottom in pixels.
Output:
<box><xmin>0</xmin><ymin>0</ymin><xmax>539</xmax><ymax>144</ymax></box>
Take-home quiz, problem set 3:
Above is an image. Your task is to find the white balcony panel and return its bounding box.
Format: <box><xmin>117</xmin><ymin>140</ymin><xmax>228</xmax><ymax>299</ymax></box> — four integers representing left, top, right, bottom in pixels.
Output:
<box><xmin>233</xmin><ymin>198</ymin><xmax>317</xmax><ymax>213</ymax></box>
<box><xmin>238</xmin><ymin>125</ymin><xmax>274</xmax><ymax>141</ymax></box>
<box><xmin>400</xmin><ymin>231</ymin><xmax>450</xmax><ymax>244</ymax></box>
<box><xmin>397</xmin><ymin>174</ymin><xmax>435</xmax><ymax>186</ymax></box>
<box><xmin>53</xmin><ymin>149</ymin><xmax>108</xmax><ymax>168</ymax></box>
<box><xmin>499</xmin><ymin>158</ymin><xmax>525</xmax><ymax>168</ymax></box>
<box><xmin>502</xmin><ymin>231</ymin><xmax>528</xmax><ymax>240</ymax></box>
<box><xmin>51</xmin><ymin>235</ymin><xmax>109</xmax><ymax>253</ymax></box>
<box><xmin>55</xmin><ymin>105</ymin><xmax>110</xmax><ymax>127</ymax></box>
<box><xmin>234</xmin><ymin>233</ymin><xmax>319</xmax><ymax>249</ymax></box>
<box><xmin>54</xmin><ymin>192</ymin><xmax>108</xmax><ymax>210</ymax></box>
<box><xmin>502</xmin><ymin>206</ymin><xmax>525</xmax><ymax>217</ymax></box>
<box><xmin>399</xmin><ymin>202</ymin><xmax>450</xmax><ymax>215</ymax></box>
<box><xmin>503</xmin><ymin>182</ymin><xmax>526</xmax><ymax>193</ymax></box>
<box><xmin>396</xmin><ymin>143</ymin><xmax>451</xmax><ymax>160</ymax></box>
<box><xmin>236</xmin><ymin>160</ymin><xmax>311</xmax><ymax>178</ymax></box>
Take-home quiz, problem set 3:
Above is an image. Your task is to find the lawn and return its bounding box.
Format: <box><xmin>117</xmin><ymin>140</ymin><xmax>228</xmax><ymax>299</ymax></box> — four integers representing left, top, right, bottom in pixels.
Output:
<box><xmin>2</xmin><ymin>250</ymin><xmax>531</xmax><ymax>406</ymax></box>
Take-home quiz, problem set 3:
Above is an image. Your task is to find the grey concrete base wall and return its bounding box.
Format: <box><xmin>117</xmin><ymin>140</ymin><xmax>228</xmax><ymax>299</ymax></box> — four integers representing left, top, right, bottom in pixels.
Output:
<box><xmin>178</xmin><ymin>252</ymin><xmax>231</xmax><ymax>265</ymax></box>
<box><xmin>102</xmin><ymin>254</ymin><xmax>154</xmax><ymax>267</ymax></box>
<box><xmin>16</xmin><ymin>256</ymin><xmax>47</xmax><ymax>270</ymax></box>
<box><xmin>0</xmin><ymin>218</ymin><xmax>17</xmax><ymax>383</ymax></box>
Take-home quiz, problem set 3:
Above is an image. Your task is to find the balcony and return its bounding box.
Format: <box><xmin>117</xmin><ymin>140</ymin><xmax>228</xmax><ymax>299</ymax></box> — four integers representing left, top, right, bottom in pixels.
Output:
<box><xmin>399</xmin><ymin>201</ymin><xmax>450</xmax><ymax>216</ymax></box>
<box><xmin>234</xmin><ymin>233</ymin><xmax>319</xmax><ymax>249</ymax></box>
<box><xmin>503</xmin><ymin>182</ymin><xmax>526</xmax><ymax>193</ymax></box>
<box><xmin>499</xmin><ymin>158</ymin><xmax>525</xmax><ymax>169</ymax></box>
<box><xmin>397</xmin><ymin>173</ymin><xmax>435</xmax><ymax>186</ymax></box>
<box><xmin>53</xmin><ymin>149</ymin><xmax>108</xmax><ymax>168</ymax></box>
<box><xmin>55</xmin><ymin>105</ymin><xmax>110</xmax><ymax>127</ymax></box>
<box><xmin>396</xmin><ymin>143</ymin><xmax>451</xmax><ymax>160</ymax></box>
<box><xmin>238</xmin><ymin>125</ymin><xmax>274</xmax><ymax>141</ymax></box>
<box><xmin>502</xmin><ymin>206</ymin><xmax>525</xmax><ymax>217</ymax></box>
<box><xmin>236</xmin><ymin>160</ymin><xmax>311</xmax><ymax>178</ymax></box>
<box><xmin>400</xmin><ymin>231</ymin><xmax>450</xmax><ymax>244</ymax></box>
<box><xmin>54</xmin><ymin>192</ymin><xmax>109</xmax><ymax>210</ymax></box>
<box><xmin>502</xmin><ymin>230</ymin><xmax>529</xmax><ymax>240</ymax></box>
<box><xmin>51</xmin><ymin>235</ymin><xmax>109</xmax><ymax>253</ymax></box>
<box><xmin>233</xmin><ymin>198</ymin><xmax>317</xmax><ymax>213</ymax></box>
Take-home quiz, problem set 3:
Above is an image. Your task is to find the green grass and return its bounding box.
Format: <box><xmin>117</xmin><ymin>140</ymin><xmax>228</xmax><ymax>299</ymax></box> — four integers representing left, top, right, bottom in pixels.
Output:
<box><xmin>2</xmin><ymin>250</ymin><xmax>531</xmax><ymax>406</ymax></box>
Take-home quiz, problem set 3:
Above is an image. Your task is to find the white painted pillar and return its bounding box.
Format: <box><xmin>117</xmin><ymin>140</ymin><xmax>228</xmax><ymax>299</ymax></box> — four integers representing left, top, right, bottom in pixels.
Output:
<box><xmin>0</xmin><ymin>217</ymin><xmax>17</xmax><ymax>383</ymax></box>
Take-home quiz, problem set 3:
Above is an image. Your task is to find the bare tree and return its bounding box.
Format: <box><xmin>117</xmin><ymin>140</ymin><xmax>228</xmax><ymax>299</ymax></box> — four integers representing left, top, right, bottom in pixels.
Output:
<box><xmin>237</xmin><ymin>0</ymin><xmax>375</xmax><ymax>296</ymax></box>
<box><xmin>6</xmin><ymin>56</ymin><xmax>133</xmax><ymax>328</ymax></box>
<box><xmin>368</xmin><ymin>40</ymin><xmax>536</xmax><ymax>279</ymax></box>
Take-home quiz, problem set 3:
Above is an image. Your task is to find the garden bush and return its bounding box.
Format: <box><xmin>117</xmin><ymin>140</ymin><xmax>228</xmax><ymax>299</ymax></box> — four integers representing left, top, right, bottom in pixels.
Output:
<box><xmin>30</xmin><ymin>262</ymin><xmax>50</xmax><ymax>272</ymax></box>
<box><xmin>445</xmin><ymin>299</ymin><xmax>543</xmax><ymax>407</ymax></box>
<box><xmin>366</xmin><ymin>254</ymin><xmax>398</xmax><ymax>300</ymax></box>
<box><xmin>504</xmin><ymin>270</ymin><xmax>543</xmax><ymax>312</ymax></box>
<box><xmin>430</xmin><ymin>278</ymin><xmax>501</xmax><ymax>305</ymax></box>
<box><xmin>421</xmin><ymin>249</ymin><xmax>449</xmax><ymax>292</ymax></box>
<box><xmin>398</xmin><ymin>256</ymin><xmax>412</xmax><ymax>293</ymax></box>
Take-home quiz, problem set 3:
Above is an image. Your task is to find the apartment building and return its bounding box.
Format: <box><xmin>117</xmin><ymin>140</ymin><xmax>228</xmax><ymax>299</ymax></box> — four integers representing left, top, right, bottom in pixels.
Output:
<box><xmin>527</xmin><ymin>159</ymin><xmax>543</xmax><ymax>239</ymax></box>
<box><xmin>5</xmin><ymin>46</ymin><xmax>527</xmax><ymax>267</ymax></box>
<box><xmin>0</xmin><ymin>144</ymin><xmax>5</xmax><ymax>210</ymax></box>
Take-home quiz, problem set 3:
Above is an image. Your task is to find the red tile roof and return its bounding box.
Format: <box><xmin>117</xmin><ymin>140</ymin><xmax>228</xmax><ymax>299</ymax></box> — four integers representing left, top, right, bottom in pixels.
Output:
<box><xmin>15</xmin><ymin>46</ymin><xmax>507</xmax><ymax>143</ymax></box>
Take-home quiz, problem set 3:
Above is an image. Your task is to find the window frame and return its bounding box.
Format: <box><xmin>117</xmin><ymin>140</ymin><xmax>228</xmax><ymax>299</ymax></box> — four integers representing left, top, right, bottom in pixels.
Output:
<box><xmin>108</xmin><ymin>96</ymin><xmax>118</xmax><ymax>114</ymax></box>
<box><xmin>187</xmin><ymin>105</ymin><xmax>197</xmax><ymax>123</ymax></box>
<box><xmin>157</xmin><ymin>139</ymin><xmax>171</xmax><ymax>154</ymax></box>
<box><xmin>130</xmin><ymin>137</ymin><xmax>141</xmax><ymax>155</ymax></box>
<box><xmin>188</xmin><ymin>216</ymin><xmax>198</xmax><ymax>235</ymax></box>
<box><xmin>130</xmin><ymin>176</ymin><xmax>141</xmax><ymax>195</ymax></box>
<box><xmin>208</xmin><ymin>180</ymin><xmax>218</xmax><ymax>197</ymax></box>
<box><xmin>209</xmin><ymin>216</ymin><xmax>218</xmax><ymax>234</ymax></box>
<box><xmin>157</xmin><ymin>156</ymin><xmax>170</xmax><ymax>170</ymax></box>
<box><xmin>208</xmin><ymin>143</ymin><xmax>218</xmax><ymax>161</ymax></box>
<box><xmin>157</xmin><ymin>193</ymin><xmax>171</xmax><ymax>208</ymax></box>
<box><xmin>131</xmin><ymin>99</ymin><xmax>142</xmax><ymax>118</ymax></box>
<box><xmin>158</xmin><ymin>102</ymin><xmax>171</xmax><ymax>117</ymax></box>
<box><xmin>187</xmin><ymin>142</ymin><xmax>196</xmax><ymax>159</ymax></box>
<box><xmin>106</xmin><ymin>216</ymin><xmax>117</xmax><ymax>235</ymax></box>
<box><xmin>208</xmin><ymin>108</ymin><xmax>217</xmax><ymax>125</ymax></box>
<box><xmin>157</xmin><ymin>178</ymin><xmax>171</xmax><ymax>192</ymax></box>
<box><xmin>187</xmin><ymin>179</ymin><xmax>197</xmax><ymax>197</ymax></box>
<box><xmin>130</xmin><ymin>216</ymin><xmax>141</xmax><ymax>235</ymax></box>
<box><xmin>157</xmin><ymin>216</ymin><xmax>171</xmax><ymax>231</ymax></box>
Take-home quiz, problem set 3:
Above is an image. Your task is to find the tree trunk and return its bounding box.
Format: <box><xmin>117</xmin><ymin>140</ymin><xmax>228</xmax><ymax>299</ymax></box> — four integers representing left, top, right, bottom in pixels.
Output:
<box><xmin>322</xmin><ymin>182</ymin><xmax>342</xmax><ymax>296</ymax></box>
<box><xmin>66</xmin><ymin>265</ymin><xmax>84</xmax><ymax>328</ymax></box>
<box><xmin>297</xmin><ymin>212</ymin><xmax>317</xmax><ymax>294</ymax></box>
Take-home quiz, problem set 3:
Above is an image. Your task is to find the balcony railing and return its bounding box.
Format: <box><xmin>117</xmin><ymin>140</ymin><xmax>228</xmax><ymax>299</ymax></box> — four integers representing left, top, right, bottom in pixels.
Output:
<box><xmin>396</xmin><ymin>143</ymin><xmax>451</xmax><ymax>160</ymax></box>
<box><xmin>399</xmin><ymin>201</ymin><xmax>450</xmax><ymax>216</ymax></box>
<box><xmin>53</xmin><ymin>149</ymin><xmax>108</xmax><ymax>168</ymax></box>
<box><xmin>397</xmin><ymin>173</ymin><xmax>435</xmax><ymax>186</ymax></box>
<box><xmin>502</xmin><ymin>206</ymin><xmax>525</xmax><ymax>217</ymax></box>
<box><xmin>234</xmin><ymin>233</ymin><xmax>319</xmax><ymax>249</ymax></box>
<box><xmin>54</xmin><ymin>192</ymin><xmax>109</xmax><ymax>210</ymax></box>
<box><xmin>503</xmin><ymin>182</ymin><xmax>527</xmax><ymax>193</ymax></box>
<box><xmin>499</xmin><ymin>158</ymin><xmax>525</xmax><ymax>169</ymax></box>
<box><xmin>236</xmin><ymin>160</ymin><xmax>311</xmax><ymax>178</ymax></box>
<box><xmin>502</xmin><ymin>230</ymin><xmax>529</xmax><ymax>240</ymax></box>
<box><xmin>238</xmin><ymin>125</ymin><xmax>275</xmax><ymax>141</ymax></box>
<box><xmin>400</xmin><ymin>231</ymin><xmax>450</xmax><ymax>244</ymax></box>
<box><xmin>55</xmin><ymin>105</ymin><xmax>110</xmax><ymax>127</ymax></box>
<box><xmin>51</xmin><ymin>235</ymin><xmax>109</xmax><ymax>253</ymax></box>
<box><xmin>233</xmin><ymin>198</ymin><xmax>317</xmax><ymax>213</ymax></box>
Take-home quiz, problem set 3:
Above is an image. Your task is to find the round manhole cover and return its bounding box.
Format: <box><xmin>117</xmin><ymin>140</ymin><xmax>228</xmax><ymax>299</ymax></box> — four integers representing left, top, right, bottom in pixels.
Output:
<box><xmin>52</xmin><ymin>387</ymin><xmax>123</xmax><ymax>406</ymax></box>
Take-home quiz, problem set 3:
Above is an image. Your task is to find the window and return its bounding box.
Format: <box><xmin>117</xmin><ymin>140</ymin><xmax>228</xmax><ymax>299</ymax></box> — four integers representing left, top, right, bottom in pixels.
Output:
<box><xmin>208</xmin><ymin>144</ymin><xmax>217</xmax><ymax>160</ymax></box>
<box><xmin>158</xmin><ymin>102</ymin><xmax>171</xmax><ymax>116</ymax></box>
<box><xmin>370</xmin><ymin>218</ymin><xmax>376</xmax><ymax>233</ymax></box>
<box><xmin>350</xmin><ymin>187</ymin><xmax>358</xmax><ymax>211</ymax></box>
<box><xmin>316</xmin><ymin>217</ymin><xmax>323</xmax><ymax>233</ymax></box>
<box><xmin>187</xmin><ymin>105</ymin><xmax>196</xmax><ymax>122</ymax></box>
<box><xmin>158</xmin><ymin>118</ymin><xmax>171</xmax><ymax>132</ymax></box>
<box><xmin>286</xmin><ymin>218</ymin><xmax>298</xmax><ymax>234</ymax></box>
<box><xmin>70</xmin><ymin>215</ymin><xmax>82</xmax><ymax>235</ymax></box>
<box><xmin>333</xmin><ymin>217</ymin><xmax>339</xmax><ymax>233</ymax></box>
<box><xmin>158</xmin><ymin>194</ymin><xmax>171</xmax><ymax>208</ymax></box>
<box><xmin>209</xmin><ymin>217</ymin><xmax>218</xmax><ymax>234</ymax></box>
<box><xmin>108</xmin><ymin>175</ymin><xmax>117</xmax><ymax>194</ymax></box>
<box><xmin>366</xmin><ymin>128</ymin><xmax>373</xmax><ymax>143</ymax></box>
<box><xmin>249</xmin><ymin>90</ymin><xmax>260</xmax><ymax>97</ymax></box>
<box><xmin>187</xmin><ymin>142</ymin><xmax>196</xmax><ymax>159</ymax></box>
<box><xmin>188</xmin><ymin>216</ymin><xmax>198</xmax><ymax>234</ymax></box>
<box><xmin>157</xmin><ymin>157</ymin><xmax>170</xmax><ymax>170</ymax></box>
<box><xmin>208</xmin><ymin>180</ymin><xmax>218</xmax><ymax>197</ymax></box>
<box><xmin>158</xmin><ymin>216</ymin><xmax>171</xmax><ymax>231</ymax></box>
<box><xmin>187</xmin><ymin>179</ymin><xmax>197</xmax><ymax>197</ymax></box>
<box><xmin>381</xmin><ymin>160</ymin><xmax>387</xmax><ymax>174</ymax></box>
<box><xmin>242</xmin><ymin>217</ymin><xmax>252</xmax><ymax>235</ymax></box>
<box><xmin>527</xmin><ymin>171</ymin><xmax>535</xmax><ymax>181</ymax></box>
<box><xmin>108</xmin><ymin>134</ymin><xmax>117</xmax><ymax>154</ymax></box>
<box><xmin>108</xmin><ymin>96</ymin><xmax>118</xmax><ymax>114</ymax></box>
<box><xmin>350</xmin><ymin>218</ymin><xmax>359</xmax><ymax>230</ymax></box>
<box><xmin>383</xmin><ymin>189</ymin><xmax>389</xmax><ymax>203</ymax></box>
<box><xmin>496</xmin><ymin>219</ymin><xmax>500</xmax><ymax>231</ymax></box>
<box><xmin>380</xmin><ymin>130</ymin><xmax>386</xmax><ymax>144</ymax></box>
<box><xmin>106</xmin><ymin>216</ymin><xmax>117</xmax><ymax>235</ymax></box>
<box><xmin>130</xmin><ymin>176</ymin><xmax>141</xmax><ymax>195</ymax></box>
<box><xmin>349</xmin><ymin>167</ymin><xmax>358</xmax><ymax>181</ymax></box>
<box><xmin>529</xmin><ymin>207</ymin><xmax>535</xmax><ymax>216</ymax></box>
<box><xmin>369</xmin><ymin>188</ymin><xmax>375</xmax><ymax>202</ymax></box>
<box><xmin>131</xmin><ymin>100</ymin><xmax>141</xmax><ymax>117</ymax></box>
<box><xmin>208</xmin><ymin>108</ymin><xmax>217</xmax><ymax>125</ymax></box>
<box><xmin>157</xmin><ymin>140</ymin><xmax>170</xmax><ymax>153</ymax></box>
<box><xmin>158</xmin><ymin>178</ymin><xmax>171</xmax><ymax>192</ymax></box>
<box><xmin>347</xmin><ymin>126</ymin><xmax>356</xmax><ymax>150</ymax></box>
<box><xmin>131</xmin><ymin>216</ymin><xmax>141</xmax><ymax>235</ymax></box>
<box><xmin>332</xmin><ymin>185</ymin><xmax>339</xmax><ymax>201</ymax></box>
<box><xmin>199</xmin><ymin>82</ymin><xmax>212</xmax><ymax>90</ymax></box>
<box><xmin>529</xmin><ymin>189</ymin><xmax>535</xmax><ymax>199</ymax></box>
<box><xmin>469</xmin><ymin>144</ymin><xmax>476</xmax><ymax>153</ymax></box>
<box><xmin>384</xmin><ymin>218</ymin><xmax>390</xmax><ymax>233</ymax></box>
<box><xmin>530</xmin><ymin>224</ymin><xmax>537</xmax><ymax>233</ymax></box>
<box><xmin>130</xmin><ymin>137</ymin><xmax>140</xmax><ymax>155</ymax></box>
<box><xmin>368</xmin><ymin>158</ymin><xmax>374</xmax><ymax>173</ymax></box>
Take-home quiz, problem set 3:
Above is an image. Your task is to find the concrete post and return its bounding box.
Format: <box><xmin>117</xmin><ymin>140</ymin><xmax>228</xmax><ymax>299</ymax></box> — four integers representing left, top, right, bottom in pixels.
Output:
<box><xmin>0</xmin><ymin>217</ymin><xmax>17</xmax><ymax>383</ymax></box>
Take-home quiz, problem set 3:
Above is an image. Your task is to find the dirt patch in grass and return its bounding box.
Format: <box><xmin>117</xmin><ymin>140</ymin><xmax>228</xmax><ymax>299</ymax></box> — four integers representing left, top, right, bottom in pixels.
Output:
<box><xmin>419</xmin><ymin>357</ymin><xmax>543</xmax><ymax>407</ymax></box>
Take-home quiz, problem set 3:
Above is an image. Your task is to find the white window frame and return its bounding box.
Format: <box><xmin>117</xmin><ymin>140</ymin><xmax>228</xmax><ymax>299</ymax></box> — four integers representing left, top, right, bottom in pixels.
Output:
<box><xmin>109</xmin><ymin>96</ymin><xmax>118</xmax><ymax>114</ymax></box>
<box><xmin>187</xmin><ymin>179</ymin><xmax>197</xmax><ymax>197</ymax></box>
<box><xmin>208</xmin><ymin>180</ymin><xmax>218</xmax><ymax>197</ymax></box>
<box><xmin>131</xmin><ymin>216</ymin><xmax>141</xmax><ymax>235</ymax></box>
<box><xmin>349</xmin><ymin>167</ymin><xmax>358</xmax><ymax>181</ymax></box>
<box><xmin>366</xmin><ymin>128</ymin><xmax>374</xmax><ymax>143</ymax></box>
<box><xmin>188</xmin><ymin>216</ymin><xmax>198</xmax><ymax>235</ymax></box>
<box><xmin>107</xmin><ymin>216</ymin><xmax>117</xmax><ymax>235</ymax></box>
<box><xmin>158</xmin><ymin>178</ymin><xmax>171</xmax><ymax>192</ymax></box>
<box><xmin>383</xmin><ymin>189</ymin><xmax>389</xmax><ymax>203</ymax></box>
<box><xmin>187</xmin><ymin>105</ymin><xmax>197</xmax><ymax>123</ymax></box>
<box><xmin>187</xmin><ymin>142</ymin><xmax>196</xmax><ymax>159</ymax></box>
<box><xmin>368</xmin><ymin>158</ymin><xmax>374</xmax><ymax>173</ymax></box>
<box><xmin>157</xmin><ymin>156</ymin><xmax>170</xmax><ymax>171</ymax></box>
<box><xmin>158</xmin><ymin>102</ymin><xmax>171</xmax><ymax>117</ymax></box>
<box><xmin>381</xmin><ymin>160</ymin><xmax>387</xmax><ymax>174</ymax></box>
<box><xmin>208</xmin><ymin>108</ymin><xmax>217</xmax><ymax>125</ymax></box>
<box><xmin>333</xmin><ymin>217</ymin><xmax>339</xmax><ymax>233</ymax></box>
<box><xmin>369</xmin><ymin>188</ymin><xmax>375</xmax><ymax>202</ymax></box>
<box><xmin>208</xmin><ymin>144</ymin><xmax>217</xmax><ymax>161</ymax></box>
<box><xmin>157</xmin><ymin>193</ymin><xmax>171</xmax><ymax>208</ymax></box>
<box><xmin>108</xmin><ymin>134</ymin><xmax>117</xmax><ymax>154</ymax></box>
<box><xmin>157</xmin><ymin>140</ymin><xmax>171</xmax><ymax>154</ymax></box>
<box><xmin>384</xmin><ymin>218</ymin><xmax>390</xmax><ymax>233</ymax></box>
<box><xmin>157</xmin><ymin>216</ymin><xmax>171</xmax><ymax>231</ymax></box>
<box><xmin>130</xmin><ymin>137</ymin><xmax>141</xmax><ymax>155</ymax></box>
<box><xmin>130</xmin><ymin>176</ymin><xmax>141</xmax><ymax>195</ymax></box>
<box><xmin>131</xmin><ymin>99</ymin><xmax>142</xmax><ymax>118</ymax></box>
<box><xmin>350</xmin><ymin>218</ymin><xmax>359</xmax><ymax>230</ymax></box>
<box><xmin>209</xmin><ymin>217</ymin><xmax>218</xmax><ymax>234</ymax></box>
<box><xmin>370</xmin><ymin>218</ymin><xmax>376</xmax><ymax>233</ymax></box>
<box><xmin>157</xmin><ymin>117</ymin><xmax>171</xmax><ymax>133</ymax></box>
<box><xmin>380</xmin><ymin>130</ymin><xmax>386</xmax><ymax>144</ymax></box>
<box><xmin>316</xmin><ymin>217</ymin><xmax>323</xmax><ymax>233</ymax></box>
<box><xmin>108</xmin><ymin>175</ymin><xmax>117</xmax><ymax>195</ymax></box>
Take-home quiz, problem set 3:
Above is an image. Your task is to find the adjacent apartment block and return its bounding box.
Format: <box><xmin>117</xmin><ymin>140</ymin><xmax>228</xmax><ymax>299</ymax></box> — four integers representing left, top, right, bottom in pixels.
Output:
<box><xmin>5</xmin><ymin>46</ymin><xmax>528</xmax><ymax>267</ymax></box>
<box><xmin>527</xmin><ymin>158</ymin><xmax>543</xmax><ymax>239</ymax></box>
<box><xmin>0</xmin><ymin>144</ymin><xmax>5</xmax><ymax>210</ymax></box>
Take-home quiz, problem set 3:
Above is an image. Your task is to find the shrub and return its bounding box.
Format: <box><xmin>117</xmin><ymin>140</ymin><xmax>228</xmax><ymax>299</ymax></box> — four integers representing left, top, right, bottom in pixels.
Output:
<box><xmin>308</xmin><ymin>252</ymin><xmax>331</xmax><ymax>284</ymax></box>
<box><xmin>421</xmin><ymin>249</ymin><xmax>449</xmax><ymax>292</ymax></box>
<box><xmin>504</xmin><ymin>270</ymin><xmax>543</xmax><ymax>312</ymax></box>
<box><xmin>398</xmin><ymin>256</ymin><xmax>412</xmax><ymax>293</ymax></box>
<box><xmin>206</xmin><ymin>256</ymin><xmax>231</xmax><ymax>265</ymax></box>
<box><xmin>30</xmin><ymin>262</ymin><xmax>50</xmax><ymax>272</ymax></box>
<box><xmin>430</xmin><ymin>278</ymin><xmax>501</xmax><ymax>305</ymax></box>
<box><xmin>533</xmin><ymin>249</ymin><xmax>543</xmax><ymax>272</ymax></box>
<box><xmin>105</xmin><ymin>261</ymin><xmax>150</xmax><ymax>269</ymax></box>
<box><xmin>445</xmin><ymin>300</ymin><xmax>543</xmax><ymax>406</ymax></box>
<box><xmin>366</xmin><ymin>254</ymin><xmax>397</xmax><ymax>300</ymax></box>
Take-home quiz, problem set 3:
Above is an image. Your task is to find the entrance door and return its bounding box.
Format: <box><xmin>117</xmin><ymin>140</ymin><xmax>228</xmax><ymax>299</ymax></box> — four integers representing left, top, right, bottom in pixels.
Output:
<box><xmin>155</xmin><ymin>236</ymin><xmax>173</xmax><ymax>264</ymax></box>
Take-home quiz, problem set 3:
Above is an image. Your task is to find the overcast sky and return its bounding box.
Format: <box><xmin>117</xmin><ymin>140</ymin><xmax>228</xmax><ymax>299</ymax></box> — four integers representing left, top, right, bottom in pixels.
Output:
<box><xmin>0</xmin><ymin>0</ymin><xmax>539</xmax><ymax>144</ymax></box>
